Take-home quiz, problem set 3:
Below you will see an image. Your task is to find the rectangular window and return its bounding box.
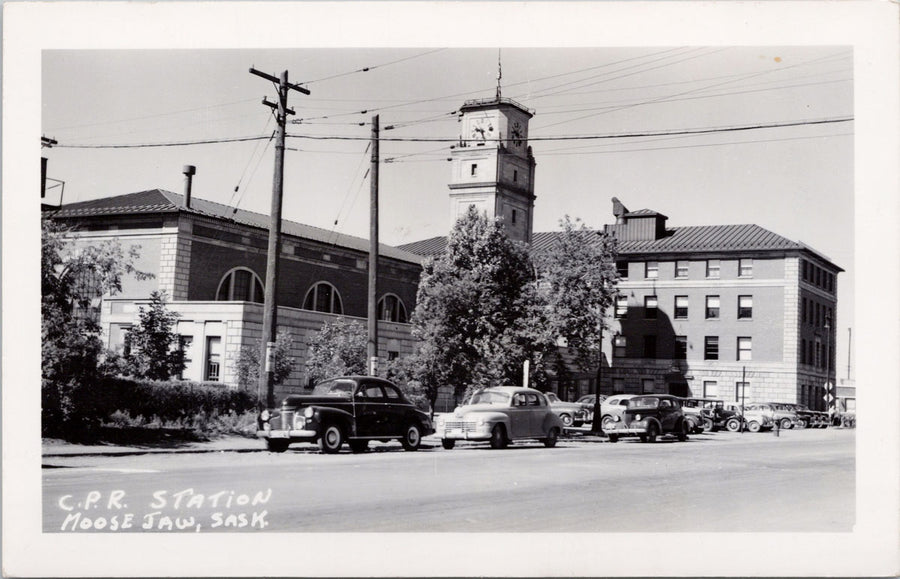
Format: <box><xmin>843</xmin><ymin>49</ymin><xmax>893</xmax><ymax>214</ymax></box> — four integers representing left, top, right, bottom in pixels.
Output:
<box><xmin>739</xmin><ymin>258</ymin><xmax>753</xmax><ymax>277</ymax></box>
<box><xmin>737</xmin><ymin>337</ymin><xmax>752</xmax><ymax>361</ymax></box>
<box><xmin>816</xmin><ymin>267</ymin><xmax>822</xmax><ymax>287</ymax></box>
<box><xmin>613</xmin><ymin>336</ymin><xmax>627</xmax><ymax>358</ymax></box>
<box><xmin>641</xmin><ymin>379</ymin><xmax>655</xmax><ymax>394</ymax></box>
<box><xmin>470</xmin><ymin>163</ymin><xmax>478</xmax><ymax>176</ymax></box>
<box><xmin>735</xmin><ymin>381</ymin><xmax>751</xmax><ymax>403</ymax></box>
<box><xmin>643</xmin><ymin>335</ymin><xmax>657</xmax><ymax>359</ymax></box>
<box><xmin>645</xmin><ymin>261</ymin><xmax>659</xmax><ymax>279</ymax></box>
<box><xmin>674</xmin><ymin>336</ymin><xmax>687</xmax><ymax>360</ymax></box>
<box><xmin>738</xmin><ymin>295</ymin><xmax>753</xmax><ymax>319</ymax></box>
<box><xmin>706</xmin><ymin>295</ymin><xmax>720</xmax><ymax>319</ymax></box>
<box><xmin>815</xmin><ymin>303</ymin><xmax>821</xmax><ymax>327</ymax></box>
<box><xmin>615</xmin><ymin>295</ymin><xmax>628</xmax><ymax>318</ymax></box>
<box><xmin>706</xmin><ymin>259</ymin><xmax>720</xmax><ymax>278</ymax></box>
<box><xmin>802</xmin><ymin>260</ymin><xmax>808</xmax><ymax>281</ymax></box>
<box><xmin>675</xmin><ymin>260</ymin><xmax>689</xmax><ymax>278</ymax></box>
<box><xmin>801</xmin><ymin>338</ymin><xmax>807</xmax><ymax>365</ymax></box>
<box><xmin>815</xmin><ymin>337</ymin><xmax>822</xmax><ymax>368</ymax></box>
<box><xmin>704</xmin><ymin>336</ymin><xmax>719</xmax><ymax>360</ymax></box>
<box><xmin>674</xmin><ymin>296</ymin><xmax>689</xmax><ymax>319</ymax></box>
<box><xmin>513</xmin><ymin>169</ymin><xmax>518</xmax><ymax>183</ymax></box>
<box><xmin>205</xmin><ymin>336</ymin><xmax>222</xmax><ymax>381</ymax></box>
<box><xmin>511</xmin><ymin>209</ymin><xmax>517</xmax><ymax>224</ymax></box>
<box><xmin>177</xmin><ymin>335</ymin><xmax>193</xmax><ymax>380</ymax></box>
<box><xmin>703</xmin><ymin>380</ymin><xmax>718</xmax><ymax>398</ymax></box>
<box><xmin>644</xmin><ymin>295</ymin><xmax>658</xmax><ymax>319</ymax></box>
<box><xmin>802</xmin><ymin>297</ymin><xmax>807</xmax><ymax>323</ymax></box>
<box><xmin>616</xmin><ymin>260</ymin><xmax>629</xmax><ymax>278</ymax></box>
<box><xmin>612</xmin><ymin>378</ymin><xmax>625</xmax><ymax>394</ymax></box>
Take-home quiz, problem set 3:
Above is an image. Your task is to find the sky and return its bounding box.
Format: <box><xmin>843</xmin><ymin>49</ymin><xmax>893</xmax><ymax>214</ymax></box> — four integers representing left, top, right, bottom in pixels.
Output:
<box><xmin>41</xmin><ymin>46</ymin><xmax>856</xmax><ymax>377</ymax></box>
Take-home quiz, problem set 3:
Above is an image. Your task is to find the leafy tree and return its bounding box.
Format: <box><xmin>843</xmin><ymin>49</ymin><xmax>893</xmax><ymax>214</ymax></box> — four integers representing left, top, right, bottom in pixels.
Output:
<box><xmin>534</xmin><ymin>216</ymin><xmax>618</xmax><ymax>422</ymax></box>
<box><xmin>41</xmin><ymin>217</ymin><xmax>152</xmax><ymax>433</ymax></box>
<box><xmin>123</xmin><ymin>291</ymin><xmax>185</xmax><ymax>380</ymax></box>
<box><xmin>304</xmin><ymin>317</ymin><xmax>367</xmax><ymax>386</ymax></box>
<box><xmin>234</xmin><ymin>329</ymin><xmax>296</xmax><ymax>391</ymax></box>
<box><xmin>409</xmin><ymin>206</ymin><xmax>544</xmax><ymax>404</ymax></box>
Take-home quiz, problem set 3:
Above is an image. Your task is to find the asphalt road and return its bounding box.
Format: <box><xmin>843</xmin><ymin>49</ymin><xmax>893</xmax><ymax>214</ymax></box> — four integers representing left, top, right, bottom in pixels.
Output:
<box><xmin>43</xmin><ymin>428</ymin><xmax>854</xmax><ymax>533</ymax></box>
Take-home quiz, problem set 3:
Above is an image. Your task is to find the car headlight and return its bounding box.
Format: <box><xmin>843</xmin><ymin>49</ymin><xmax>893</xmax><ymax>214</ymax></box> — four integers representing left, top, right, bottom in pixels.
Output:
<box><xmin>436</xmin><ymin>416</ymin><xmax>445</xmax><ymax>427</ymax></box>
<box><xmin>614</xmin><ymin>415</ymin><xmax>621</xmax><ymax>422</ymax></box>
<box><xmin>476</xmin><ymin>418</ymin><xmax>485</xmax><ymax>426</ymax></box>
<box><xmin>260</xmin><ymin>409</ymin><xmax>270</xmax><ymax>421</ymax></box>
<box><xmin>635</xmin><ymin>414</ymin><xmax>642</xmax><ymax>421</ymax></box>
<box><xmin>303</xmin><ymin>407</ymin><xmax>315</xmax><ymax>418</ymax></box>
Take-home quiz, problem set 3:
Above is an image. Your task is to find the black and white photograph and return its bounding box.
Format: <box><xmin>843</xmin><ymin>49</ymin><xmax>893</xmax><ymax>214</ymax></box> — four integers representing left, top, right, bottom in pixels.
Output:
<box><xmin>3</xmin><ymin>2</ymin><xmax>899</xmax><ymax>577</ymax></box>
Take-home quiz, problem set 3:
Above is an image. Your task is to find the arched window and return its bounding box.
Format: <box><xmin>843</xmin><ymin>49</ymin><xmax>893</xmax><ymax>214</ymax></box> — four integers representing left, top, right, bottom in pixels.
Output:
<box><xmin>303</xmin><ymin>282</ymin><xmax>343</xmax><ymax>314</ymax></box>
<box><xmin>216</xmin><ymin>267</ymin><xmax>264</xmax><ymax>303</ymax></box>
<box><xmin>378</xmin><ymin>293</ymin><xmax>408</xmax><ymax>323</ymax></box>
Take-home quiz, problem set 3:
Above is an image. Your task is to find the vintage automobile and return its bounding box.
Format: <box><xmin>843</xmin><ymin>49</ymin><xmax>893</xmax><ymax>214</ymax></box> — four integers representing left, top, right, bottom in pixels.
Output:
<box><xmin>256</xmin><ymin>376</ymin><xmax>434</xmax><ymax>454</ymax></box>
<box><xmin>681</xmin><ymin>398</ymin><xmax>716</xmax><ymax>433</ymax></box>
<box><xmin>699</xmin><ymin>399</ymin><xmax>745</xmax><ymax>432</ymax></box>
<box><xmin>576</xmin><ymin>394</ymin><xmax>606</xmax><ymax>424</ymax></box>
<box><xmin>435</xmin><ymin>386</ymin><xmax>564</xmax><ymax>449</ymax></box>
<box><xmin>752</xmin><ymin>402</ymin><xmax>802</xmax><ymax>430</ymax></box>
<box><xmin>781</xmin><ymin>403</ymin><xmax>822</xmax><ymax>429</ymax></box>
<box><xmin>605</xmin><ymin>394</ymin><xmax>689</xmax><ymax>443</ymax></box>
<box><xmin>727</xmin><ymin>402</ymin><xmax>776</xmax><ymax>432</ymax></box>
<box><xmin>545</xmin><ymin>391</ymin><xmax>588</xmax><ymax>427</ymax></box>
<box><xmin>598</xmin><ymin>394</ymin><xmax>637</xmax><ymax>432</ymax></box>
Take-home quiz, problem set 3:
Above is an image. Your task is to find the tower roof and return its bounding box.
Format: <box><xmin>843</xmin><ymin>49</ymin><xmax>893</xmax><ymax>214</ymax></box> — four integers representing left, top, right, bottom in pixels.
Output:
<box><xmin>459</xmin><ymin>96</ymin><xmax>533</xmax><ymax>118</ymax></box>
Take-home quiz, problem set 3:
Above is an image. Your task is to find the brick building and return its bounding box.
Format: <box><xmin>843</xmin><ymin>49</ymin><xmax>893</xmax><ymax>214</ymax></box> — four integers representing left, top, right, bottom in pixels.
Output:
<box><xmin>46</xmin><ymin>189</ymin><xmax>423</xmax><ymax>397</ymax></box>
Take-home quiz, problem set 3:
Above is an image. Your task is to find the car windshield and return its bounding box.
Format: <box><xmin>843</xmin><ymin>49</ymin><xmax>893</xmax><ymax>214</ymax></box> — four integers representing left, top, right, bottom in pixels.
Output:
<box><xmin>546</xmin><ymin>393</ymin><xmax>560</xmax><ymax>402</ymax></box>
<box><xmin>470</xmin><ymin>391</ymin><xmax>511</xmax><ymax>405</ymax></box>
<box><xmin>312</xmin><ymin>380</ymin><xmax>355</xmax><ymax>397</ymax></box>
<box><xmin>630</xmin><ymin>397</ymin><xmax>659</xmax><ymax>409</ymax></box>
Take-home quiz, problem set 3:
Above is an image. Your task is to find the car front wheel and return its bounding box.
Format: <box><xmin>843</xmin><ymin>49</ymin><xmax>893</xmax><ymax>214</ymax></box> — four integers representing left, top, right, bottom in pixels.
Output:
<box><xmin>543</xmin><ymin>427</ymin><xmax>559</xmax><ymax>448</ymax></box>
<box><xmin>677</xmin><ymin>420</ymin><xmax>689</xmax><ymax>441</ymax></box>
<box><xmin>725</xmin><ymin>417</ymin><xmax>742</xmax><ymax>432</ymax></box>
<box><xmin>441</xmin><ymin>439</ymin><xmax>456</xmax><ymax>450</ymax></box>
<box><xmin>559</xmin><ymin>413</ymin><xmax>573</xmax><ymax>427</ymax></box>
<box><xmin>319</xmin><ymin>423</ymin><xmax>344</xmax><ymax>454</ymax></box>
<box><xmin>401</xmin><ymin>423</ymin><xmax>422</xmax><ymax>451</ymax></box>
<box><xmin>600</xmin><ymin>415</ymin><xmax>615</xmax><ymax>432</ymax></box>
<box><xmin>489</xmin><ymin>424</ymin><xmax>508</xmax><ymax>449</ymax></box>
<box><xmin>780</xmin><ymin>418</ymin><xmax>793</xmax><ymax>430</ymax></box>
<box><xmin>747</xmin><ymin>420</ymin><xmax>762</xmax><ymax>433</ymax></box>
<box><xmin>646</xmin><ymin>423</ymin><xmax>659</xmax><ymax>443</ymax></box>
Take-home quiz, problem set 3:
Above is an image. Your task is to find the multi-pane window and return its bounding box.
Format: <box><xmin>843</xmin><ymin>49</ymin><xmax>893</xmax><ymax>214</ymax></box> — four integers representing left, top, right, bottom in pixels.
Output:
<box><xmin>612</xmin><ymin>378</ymin><xmax>625</xmax><ymax>394</ymax></box>
<box><xmin>735</xmin><ymin>382</ymin><xmax>751</xmax><ymax>403</ymax></box>
<box><xmin>303</xmin><ymin>281</ymin><xmax>344</xmax><ymax>314</ymax></box>
<box><xmin>643</xmin><ymin>335</ymin><xmax>657</xmax><ymax>359</ymax></box>
<box><xmin>675</xmin><ymin>260</ymin><xmax>689</xmax><ymax>278</ymax></box>
<box><xmin>613</xmin><ymin>336</ymin><xmax>627</xmax><ymax>358</ymax></box>
<box><xmin>177</xmin><ymin>335</ymin><xmax>193</xmax><ymax>380</ymax></box>
<box><xmin>706</xmin><ymin>295</ymin><xmax>720</xmax><ymax>319</ymax></box>
<box><xmin>801</xmin><ymin>339</ymin><xmax>807</xmax><ymax>365</ymax></box>
<box><xmin>737</xmin><ymin>337</ymin><xmax>752</xmax><ymax>361</ymax></box>
<box><xmin>616</xmin><ymin>260</ymin><xmax>629</xmax><ymax>278</ymax></box>
<box><xmin>739</xmin><ymin>258</ymin><xmax>753</xmax><ymax>277</ymax></box>
<box><xmin>703</xmin><ymin>380</ymin><xmax>718</xmax><ymax>398</ymax></box>
<box><xmin>644</xmin><ymin>295</ymin><xmax>658</xmax><ymax>319</ymax></box>
<box><xmin>378</xmin><ymin>294</ymin><xmax>408</xmax><ymax>323</ymax></box>
<box><xmin>615</xmin><ymin>295</ymin><xmax>628</xmax><ymax>318</ymax></box>
<box><xmin>205</xmin><ymin>336</ymin><xmax>221</xmax><ymax>381</ymax></box>
<box><xmin>706</xmin><ymin>259</ymin><xmax>720</xmax><ymax>278</ymax></box>
<box><xmin>802</xmin><ymin>260</ymin><xmax>808</xmax><ymax>281</ymax></box>
<box><xmin>674</xmin><ymin>296</ymin><xmax>689</xmax><ymax>319</ymax></box>
<box><xmin>815</xmin><ymin>303</ymin><xmax>821</xmax><ymax>327</ymax></box>
<box><xmin>674</xmin><ymin>336</ymin><xmax>687</xmax><ymax>360</ymax></box>
<box><xmin>704</xmin><ymin>336</ymin><xmax>719</xmax><ymax>360</ymax></box>
<box><xmin>738</xmin><ymin>295</ymin><xmax>753</xmax><ymax>319</ymax></box>
<box><xmin>645</xmin><ymin>261</ymin><xmax>659</xmax><ymax>279</ymax></box>
<box><xmin>641</xmin><ymin>379</ymin><xmax>655</xmax><ymax>394</ymax></box>
<box><xmin>216</xmin><ymin>268</ymin><xmax>264</xmax><ymax>303</ymax></box>
<box><xmin>802</xmin><ymin>297</ymin><xmax>807</xmax><ymax>323</ymax></box>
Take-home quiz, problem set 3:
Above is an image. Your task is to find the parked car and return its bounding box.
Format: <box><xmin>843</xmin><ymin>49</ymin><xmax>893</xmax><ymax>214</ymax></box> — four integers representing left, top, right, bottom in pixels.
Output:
<box><xmin>605</xmin><ymin>394</ymin><xmax>689</xmax><ymax>443</ymax></box>
<box><xmin>598</xmin><ymin>394</ymin><xmax>637</xmax><ymax>432</ymax></box>
<box><xmin>256</xmin><ymin>376</ymin><xmax>434</xmax><ymax>454</ymax></box>
<box><xmin>576</xmin><ymin>394</ymin><xmax>607</xmax><ymax>423</ymax></box>
<box><xmin>435</xmin><ymin>386</ymin><xmax>564</xmax><ymax>449</ymax></box>
<box><xmin>781</xmin><ymin>403</ymin><xmax>821</xmax><ymax>428</ymax></box>
<box><xmin>545</xmin><ymin>391</ymin><xmax>588</xmax><ymax>427</ymax></box>
<box><xmin>681</xmin><ymin>398</ymin><xmax>716</xmax><ymax>433</ymax></box>
<box><xmin>720</xmin><ymin>402</ymin><xmax>775</xmax><ymax>432</ymax></box>
<box><xmin>753</xmin><ymin>402</ymin><xmax>802</xmax><ymax>430</ymax></box>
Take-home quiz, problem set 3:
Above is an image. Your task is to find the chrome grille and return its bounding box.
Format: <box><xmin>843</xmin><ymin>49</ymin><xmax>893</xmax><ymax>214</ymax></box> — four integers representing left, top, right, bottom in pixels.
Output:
<box><xmin>280</xmin><ymin>410</ymin><xmax>294</xmax><ymax>430</ymax></box>
<box><xmin>443</xmin><ymin>421</ymin><xmax>477</xmax><ymax>432</ymax></box>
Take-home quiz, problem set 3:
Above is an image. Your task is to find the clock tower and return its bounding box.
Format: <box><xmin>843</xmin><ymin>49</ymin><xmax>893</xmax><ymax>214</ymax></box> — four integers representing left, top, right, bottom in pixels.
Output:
<box><xmin>449</xmin><ymin>96</ymin><xmax>536</xmax><ymax>244</ymax></box>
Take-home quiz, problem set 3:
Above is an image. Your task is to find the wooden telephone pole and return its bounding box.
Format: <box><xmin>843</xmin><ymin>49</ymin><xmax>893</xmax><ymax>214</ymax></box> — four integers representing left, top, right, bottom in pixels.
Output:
<box><xmin>249</xmin><ymin>67</ymin><xmax>309</xmax><ymax>409</ymax></box>
<box><xmin>368</xmin><ymin>115</ymin><xmax>380</xmax><ymax>376</ymax></box>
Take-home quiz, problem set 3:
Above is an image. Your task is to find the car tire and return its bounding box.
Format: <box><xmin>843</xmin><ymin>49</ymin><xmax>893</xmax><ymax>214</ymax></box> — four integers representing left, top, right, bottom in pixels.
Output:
<box><xmin>266</xmin><ymin>439</ymin><xmax>289</xmax><ymax>453</ymax></box>
<box><xmin>349</xmin><ymin>440</ymin><xmax>368</xmax><ymax>453</ymax></box>
<box><xmin>543</xmin><ymin>427</ymin><xmax>559</xmax><ymax>448</ymax></box>
<box><xmin>702</xmin><ymin>417</ymin><xmax>714</xmax><ymax>432</ymax></box>
<box><xmin>489</xmin><ymin>424</ymin><xmax>508</xmax><ymax>449</ymax></box>
<box><xmin>677</xmin><ymin>420</ymin><xmax>689</xmax><ymax>442</ymax></box>
<box><xmin>780</xmin><ymin>418</ymin><xmax>793</xmax><ymax>430</ymax></box>
<box><xmin>798</xmin><ymin>419</ymin><xmax>808</xmax><ymax>429</ymax></box>
<box><xmin>607</xmin><ymin>434</ymin><xmax>618</xmax><ymax>443</ymax></box>
<box><xmin>646</xmin><ymin>424</ymin><xmax>659</xmax><ymax>443</ymax></box>
<box><xmin>401</xmin><ymin>423</ymin><xmax>422</xmax><ymax>451</ymax></box>
<box><xmin>747</xmin><ymin>420</ymin><xmax>762</xmax><ymax>433</ymax></box>
<box><xmin>725</xmin><ymin>418</ymin><xmax>742</xmax><ymax>432</ymax></box>
<box><xmin>559</xmin><ymin>413</ymin><xmax>573</xmax><ymax>427</ymax></box>
<box><xmin>319</xmin><ymin>423</ymin><xmax>344</xmax><ymax>454</ymax></box>
<box><xmin>600</xmin><ymin>415</ymin><xmax>615</xmax><ymax>432</ymax></box>
<box><xmin>441</xmin><ymin>439</ymin><xmax>456</xmax><ymax>450</ymax></box>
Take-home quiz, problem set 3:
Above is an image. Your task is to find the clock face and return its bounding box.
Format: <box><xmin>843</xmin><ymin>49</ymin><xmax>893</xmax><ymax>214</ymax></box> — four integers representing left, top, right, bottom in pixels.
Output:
<box><xmin>470</xmin><ymin>118</ymin><xmax>492</xmax><ymax>141</ymax></box>
<box><xmin>511</xmin><ymin>121</ymin><xmax>525</xmax><ymax>147</ymax></box>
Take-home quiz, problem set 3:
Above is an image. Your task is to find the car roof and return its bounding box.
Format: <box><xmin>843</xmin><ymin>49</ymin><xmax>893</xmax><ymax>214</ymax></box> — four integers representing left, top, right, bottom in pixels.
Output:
<box><xmin>483</xmin><ymin>386</ymin><xmax>545</xmax><ymax>395</ymax></box>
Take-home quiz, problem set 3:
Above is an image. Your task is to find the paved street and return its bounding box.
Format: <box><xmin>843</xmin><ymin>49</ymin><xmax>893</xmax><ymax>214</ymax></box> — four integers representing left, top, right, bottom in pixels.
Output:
<box><xmin>43</xmin><ymin>428</ymin><xmax>854</xmax><ymax>533</ymax></box>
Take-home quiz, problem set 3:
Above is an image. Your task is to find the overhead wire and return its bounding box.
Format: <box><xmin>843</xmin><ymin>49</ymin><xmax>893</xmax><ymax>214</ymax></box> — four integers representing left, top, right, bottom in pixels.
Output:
<box><xmin>328</xmin><ymin>142</ymin><xmax>372</xmax><ymax>245</ymax></box>
<box><xmin>300</xmin><ymin>48</ymin><xmax>448</xmax><ymax>85</ymax></box>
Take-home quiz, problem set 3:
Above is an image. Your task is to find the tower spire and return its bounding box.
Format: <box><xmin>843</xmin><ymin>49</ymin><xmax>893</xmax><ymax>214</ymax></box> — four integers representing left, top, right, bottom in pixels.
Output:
<box><xmin>496</xmin><ymin>49</ymin><xmax>502</xmax><ymax>99</ymax></box>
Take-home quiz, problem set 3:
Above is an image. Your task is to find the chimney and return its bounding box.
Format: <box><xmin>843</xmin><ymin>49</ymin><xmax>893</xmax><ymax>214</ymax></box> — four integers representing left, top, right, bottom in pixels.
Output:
<box><xmin>612</xmin><ymin>197</ymin><xmax>628</xmax><ymax>224</ymax></box>
<box><xmin>182</xmin><ymin>165</ymin><xmax>196</xmax><ymax>209</ymax></box>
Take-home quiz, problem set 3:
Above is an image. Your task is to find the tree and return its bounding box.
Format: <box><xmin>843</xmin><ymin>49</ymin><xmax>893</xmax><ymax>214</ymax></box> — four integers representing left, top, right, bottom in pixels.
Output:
<box><xmin>304</xmin><ymin>317</ymin><xmax>367</xmax><ymax>386</ymax></box>
<box><xmin>41</xmin><ymin>217</ymin><xmax>152</xmax><ymax>432</ymax></box>
<box><xmin>534</xmin><ymin>216</ymin><xmax>618</xmax><ymax>427</ymax></box>
<box><xmin>409</xmin><ymin>206</ymin><xmax>543</xmax><ymax>404</ymax></box>
<box><xmin>234</xmin><ymin>329</ymin><xmax>296</xmax><ymax>391</ymax></box>
<box><xmin>123</xmin><ymin>291</ymin><xmax>185</xmax><ymax>380</ymax></box>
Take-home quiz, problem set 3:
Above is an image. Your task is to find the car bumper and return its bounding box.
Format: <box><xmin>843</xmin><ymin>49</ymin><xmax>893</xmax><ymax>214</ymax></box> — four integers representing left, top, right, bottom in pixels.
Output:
<box><xmin>436</xmin><ymin>426</ymin><xmax>493</xmax><ymax>440</ymax></box>
<box><xmin>256</xmin><ymin>429</ymin><xmax>317</xmax><ymax>440</ymax></box>
<box><xmin>604</xmin><ymin>422</ymin><xmax>649</xmax><ymax>435</ymax></box>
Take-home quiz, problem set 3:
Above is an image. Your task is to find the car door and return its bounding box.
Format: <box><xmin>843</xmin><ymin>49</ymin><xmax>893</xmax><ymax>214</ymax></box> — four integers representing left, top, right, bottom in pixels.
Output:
<box><xmin>659</xmin><ymin>399</ymin><xmax>678</xmax><ymax>431</ymax></box>
<box><xmin>508</xmin><ymin>392</ymin><xmax>530</xmax><ymax>438</ymax></box>
<box><xmin>354</xmin><ymin>382</ymin><xmax>386</xmax><ymax>436</ymax></box>
<box><xmin>379</xmin><ymin>383</ymin><xmax>408</xmax><ymax>437</ymax></box>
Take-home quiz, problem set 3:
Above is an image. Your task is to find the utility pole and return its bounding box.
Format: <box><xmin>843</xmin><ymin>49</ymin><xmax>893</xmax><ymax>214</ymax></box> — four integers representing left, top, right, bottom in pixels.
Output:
<box><xmin>367</xmin><ymin>114</ymin><xmax>380</xmax><ymax>376</ymax></box>
<box><xmin>847</xmin><ymin>327</ymin><xmax>852</xmax><ymax>381</ymax></box>
<box><xmin>249</xmin><ymin>67</ymin><xmax>309</xmax><ymax>409</ymax></box>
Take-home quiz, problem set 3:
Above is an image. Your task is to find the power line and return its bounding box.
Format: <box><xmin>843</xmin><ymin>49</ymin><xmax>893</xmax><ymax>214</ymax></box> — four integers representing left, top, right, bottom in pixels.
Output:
<box><xmin>300</xmin><ymin>48</ymin><xmax>447</xmax><ymax>85</ymax></box>
<box><xmin>56</xmin><ymin>135</ymin><xmax>272</xmax><ymax>149</ymax></box>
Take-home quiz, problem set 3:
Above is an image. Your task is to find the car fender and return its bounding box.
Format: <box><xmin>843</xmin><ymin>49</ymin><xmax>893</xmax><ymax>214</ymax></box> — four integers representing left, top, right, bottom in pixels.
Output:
<box><xmin>540</xmin><ymin>412</ymin><xmax>565</xmax><ymax>433</ymax></box>
<box><xmin>305</xmin><ymin>405</ymin><xmax>355</xmax><ymax>435</ymax></box>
